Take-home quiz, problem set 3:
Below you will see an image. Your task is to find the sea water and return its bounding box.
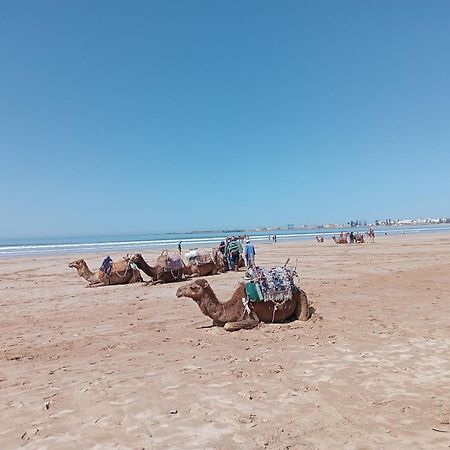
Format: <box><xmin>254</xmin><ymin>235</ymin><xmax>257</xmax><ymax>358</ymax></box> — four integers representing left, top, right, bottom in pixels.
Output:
<box><xmin>1</xmin><ymin>225</ymin><xmax>450</xmax><ymax>258</ymax></box>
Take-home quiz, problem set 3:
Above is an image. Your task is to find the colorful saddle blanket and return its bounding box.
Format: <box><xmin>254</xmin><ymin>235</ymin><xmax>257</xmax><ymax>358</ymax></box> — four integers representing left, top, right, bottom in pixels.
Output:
<box><xmin>251</xmin><ymin>266</ymin><xmax>296</xmax><ymax>302</ymax></box>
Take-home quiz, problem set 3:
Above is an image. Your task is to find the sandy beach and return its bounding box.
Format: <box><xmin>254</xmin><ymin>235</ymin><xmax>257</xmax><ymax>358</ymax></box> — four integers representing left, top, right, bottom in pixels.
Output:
<box><xmin>1</xmin><ymin>233</ymin><xmax>450</xmax><ymax>449</ymax></box>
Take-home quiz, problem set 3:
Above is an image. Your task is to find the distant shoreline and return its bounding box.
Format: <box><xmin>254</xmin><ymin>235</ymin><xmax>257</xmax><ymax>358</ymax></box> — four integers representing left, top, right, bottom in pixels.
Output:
<box><xmin>1</xmin><ymin>224</ymin><xmax>450</xmax><ymax>258</ymax></box>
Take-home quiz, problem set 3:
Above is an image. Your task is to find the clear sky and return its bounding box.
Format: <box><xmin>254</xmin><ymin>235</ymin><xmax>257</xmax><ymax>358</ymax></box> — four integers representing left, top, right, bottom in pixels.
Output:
<box><xmin>1</xmin><ymin>0</ymin><xmax>449</xmax><ymax>239</ymax></box>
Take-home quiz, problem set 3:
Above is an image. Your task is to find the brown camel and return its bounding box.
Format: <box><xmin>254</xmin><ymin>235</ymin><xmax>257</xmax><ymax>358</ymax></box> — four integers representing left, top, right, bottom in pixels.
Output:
<box><xmin>68</xmin><ymin>258</ymin><xmax>142</xmax><ymax>286</ymax></box>
<box><xmin>183</xmin><ymin>249</ymin><xmax>220</xmax><ymax>277</ymax></box>
<box><xmin>176</xmin><ymin>278</ymin><xmax>309</xmax><ymax>332</ymax></box>
<box><xmin>129</xmin><ymin>253</ymin><xmax>184</xmax><ymax>284</ymax></box>
<box><xmin>354</xmin><ymin>233</ymin><xmax>365</xmax><ymax>244</ymax></box>
<box><xmin>332</xmin><ymin>235</ymin><xmax>348</xmax><ymax>244</ymax></box>
<box><xmin>316</xmin><ymin>236</ymin><xmax>324</xmax><ymax>243</ymax></box>
<box><xmin>183</xmin><ymin>260</ymin><xmax>218</xmax><ymax>277</ymax></box>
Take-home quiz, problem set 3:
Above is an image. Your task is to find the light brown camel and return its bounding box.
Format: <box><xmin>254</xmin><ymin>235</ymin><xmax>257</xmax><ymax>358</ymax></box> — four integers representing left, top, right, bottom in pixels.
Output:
<box><xmin>129</xmin><ymin>253</ymin><xmax>184</xmax><ymax>284</ymax></box>
<box><xmin>366</xmin><ymin>229</ymin><xmax>375</xmax><ymax>243</ymax></box>
<box><xmin>176</xmin><ymin>278</ymin><xmax>309</xmax><ymax>332</ymax></box>
<box><xmin>68</xmin><ymin>258</ymin><xmax>142</xmax><ymax>286</ymax></box>
<box><xmin>332</xmin><ymin>235</ymin><xmax>348</xmax><ymax>244</ymax></box>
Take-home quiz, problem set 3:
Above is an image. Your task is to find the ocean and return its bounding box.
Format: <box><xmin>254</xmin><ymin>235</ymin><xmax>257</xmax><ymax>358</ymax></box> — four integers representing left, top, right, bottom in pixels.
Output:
<box><xmin>1</xmin><ymin>225</ymin><xmax>450</xmax><ymax>258</ymax></box>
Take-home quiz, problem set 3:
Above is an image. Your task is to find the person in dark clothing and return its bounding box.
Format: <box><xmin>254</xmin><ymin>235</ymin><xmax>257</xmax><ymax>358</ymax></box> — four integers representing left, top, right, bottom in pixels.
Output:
<box><xmin>226</xmin><ymin>238</ymin><xmax>242</xmax><ymax>271</ymax></box>
<box><xmin>178</xmin><ymin>241</ymin><xmax>182</xmax><ymax>252</ymax></box>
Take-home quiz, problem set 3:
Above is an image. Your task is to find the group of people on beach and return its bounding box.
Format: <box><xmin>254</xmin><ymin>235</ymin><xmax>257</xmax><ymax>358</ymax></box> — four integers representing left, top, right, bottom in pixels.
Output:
<box><xmin>218</xmin><ymin>236</ymin><xmax>256</xmax><ymax>270</ymax></box>
<box><xmin>178</xmin><ymin>235</ymin><xmax>257</xmax><ymax>271</ymax></box>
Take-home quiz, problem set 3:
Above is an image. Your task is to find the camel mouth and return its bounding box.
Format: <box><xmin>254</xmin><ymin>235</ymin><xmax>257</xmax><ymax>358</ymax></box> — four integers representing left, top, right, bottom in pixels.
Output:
<box><xmin>68</xmin><ymin>262</ymin><xmax>75</xmax><ymax>268</ymax></box>
<box><xmin>176</xmin><ymin>287</ymin><xmax>185</xmax><ymax>298</ymax></box>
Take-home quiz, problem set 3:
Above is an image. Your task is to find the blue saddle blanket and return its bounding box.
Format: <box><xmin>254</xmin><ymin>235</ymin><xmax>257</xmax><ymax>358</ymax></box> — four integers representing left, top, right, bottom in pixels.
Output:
<box><xmin>255</xmin><ymin>266</ymin><xmax>296</xmax><ymax>302</ymax></box>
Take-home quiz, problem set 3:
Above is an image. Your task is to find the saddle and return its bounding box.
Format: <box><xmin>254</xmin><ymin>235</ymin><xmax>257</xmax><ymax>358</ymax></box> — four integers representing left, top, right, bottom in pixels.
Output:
<box><xmin>192</xmin><ymin>253</ymin><xmax>214</xmax><ymax>265</ymax></box>
<box><xmin>159</xmin><ymin>250</ymin><xmax>184</xmax><ymax>272</ymax></box>
<box><xmin>245</xmin><ymin>266</ymin><xmax>297</xmax><ymax>303</ymax></box>
<box><xmin>165</xmin><ymin>255</ymin><xmax>183</xmax><ymax>271</ymax></box>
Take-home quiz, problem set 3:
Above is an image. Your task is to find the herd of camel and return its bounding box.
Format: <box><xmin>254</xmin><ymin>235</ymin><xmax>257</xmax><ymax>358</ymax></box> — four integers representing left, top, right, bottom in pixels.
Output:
<box><xmin>68</xmin><ymin>248</ymin><xmax>310</xmax><ymax>331</ymax></box>
<box><xmin>319</xmin><ymin>230</ymin><xmax>376</xmax><ymax>244</ymax></box>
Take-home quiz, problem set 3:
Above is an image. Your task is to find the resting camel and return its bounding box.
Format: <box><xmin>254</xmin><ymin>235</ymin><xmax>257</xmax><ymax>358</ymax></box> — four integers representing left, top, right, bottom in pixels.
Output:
<box><xmin>332</xmin><ymin>235</ymin><xmax>348</xmax><ymax>244</ymax></box>
<box><xmin>354</xmin><ymin>233</ymin><xmax>365</xmax><ymax>244</ymax></box>
<box><xmin>68</xmin><ymin>258</ymin><xmax>142</xmax><ymax>286</ymax></box>
<box><xmin>129</xmin><ymin>253</ymin><xmax>184</xmax><ymax>284</ymax></box>
<box><xmin>316</xmin><ymin>236</ymin><xmax>324</xmax><ymax>243</ymax></box>
<box><xmin>176</xmin><ymin>278</ymin><xmax>309</xmax><ymax>332</ymax></box>
<box><xmin>366</xmin><ymin>229</ymin><xmax>375</xmax><ymax>243</ymax></box>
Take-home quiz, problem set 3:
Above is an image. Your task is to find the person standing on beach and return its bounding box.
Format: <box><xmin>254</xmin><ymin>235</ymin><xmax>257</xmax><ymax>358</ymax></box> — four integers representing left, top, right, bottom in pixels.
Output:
<box><xmin>226</xmin><ymin>237</ymin><xmax>242</xmax><ymax>271</ymax></box>
<box><xmin>244</xmin><ymin>239</ymin><xmax>256</xmax><ymax>268</ymax></box>
<box><xmin>178</xmin><ymin>241</ymin><xmax>182</xmax><ymax>252</ymax></box>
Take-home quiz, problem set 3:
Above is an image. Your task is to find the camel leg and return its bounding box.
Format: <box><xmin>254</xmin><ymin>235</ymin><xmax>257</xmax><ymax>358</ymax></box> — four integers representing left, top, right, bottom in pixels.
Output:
<box><xmin>144</xmin><ymin>280</ymin><xmax>162</xmax><ymax>286</ymax></box>
<box><xmin>294</xmin><ymin>289</ymin><xmax>309</xmax><ymax>321</ymax></box>
<box><xmin>86</xmin><ymin>281</ymin><xmax>103</xmax><ymax>288</ymax></box>
<box><xmin>224</xmin><ymin>315</ymin><xmax>259</xmax><ymax>332</ymax></box>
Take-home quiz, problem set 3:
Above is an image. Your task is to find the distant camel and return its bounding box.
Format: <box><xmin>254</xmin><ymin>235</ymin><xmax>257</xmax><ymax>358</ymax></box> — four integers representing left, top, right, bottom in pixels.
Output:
<box><xmin>316</xmin><ymin>236</ymin><xmax>324</xmax><ymax>243</ymax></box>
<box><xmin>129</xmin><ymin>253</ymin><xmax>184</xmax><ymax>284</ymax></box>
<box><xmin>332</xmin><ymin>234</ymin><xmax>348</xmax><ymax>244</ymax></box>
<box><xmin>69</xmin><ymin>258</ymin><xmax>142</xmax><ymax>287</ymax></box>
<box><xmin>366</xmin><ymin>229</ymin><xmax>375</xmax><ymax>243</ymax></box>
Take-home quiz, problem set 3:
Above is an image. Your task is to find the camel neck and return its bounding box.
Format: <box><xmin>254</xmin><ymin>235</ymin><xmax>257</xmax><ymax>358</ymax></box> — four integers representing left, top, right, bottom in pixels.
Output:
<box><xmin>198</xmin><ymin>289</ymin><xmax>228</xmax><ymax>322</ymax></box>
<box><xmin>135</xmin><ymin>257</ymin><xmax>156</xmax><ymax>279</ymax></box>
<box><xmin>198</xmin><ymin>287</ymin><xmax>239</xmax><ymax>323</ymax></box>
<box><xmin>79</xmin><ymin>263</ymin><xmax>96</xmax><ymax>281</ymax></box>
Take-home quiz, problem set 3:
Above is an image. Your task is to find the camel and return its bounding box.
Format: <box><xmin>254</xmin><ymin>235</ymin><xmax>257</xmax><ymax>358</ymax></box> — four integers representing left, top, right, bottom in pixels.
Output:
<box><xmin>366</xmin><ymin>228</ymin><xmax>375</xmax><ymax>243</ymax></box>
<box><xmin>68</xmin><ymin>258</ymin><xmax>142</xmax><ymax>286</ymax></box>
<box><xmin>332</xmin><ymin>234</ymin><xmax>348</xmax><ymax>244</ymax></box>
<box><xmin>176</xmin><ymin>278</ymin><xmax>309</xmax><ymax>332</ymax></box>
<box><xmin>354</xmin><ymin>233</ymin><xmax>365</xmax><ymax>244</ymax></box>
<box><xmin>316</xmin><ymin>236</ymin><xmax>324</xmax><ymax>243</ymax></box>
<box><xmin>183</xmin><ymin>252</ymin><xmax>218</xmax><ymax>277</ymax></box>
<box><xmin>129</xmin><ymin>253</ymin><xmax>184</xmax><ymax>284</ymax></box>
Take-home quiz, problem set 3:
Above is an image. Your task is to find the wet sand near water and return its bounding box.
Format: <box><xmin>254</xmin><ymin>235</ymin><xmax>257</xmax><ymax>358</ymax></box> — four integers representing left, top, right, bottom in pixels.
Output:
<box><xmin>1</xmin><ymin>233</ymin><xmax>450</xmax><ymax>449</ymax></box>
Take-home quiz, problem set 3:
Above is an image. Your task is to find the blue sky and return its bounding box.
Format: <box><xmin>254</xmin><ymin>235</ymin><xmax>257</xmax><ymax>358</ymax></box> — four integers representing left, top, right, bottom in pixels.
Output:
<box><xmin>1</xmin><ymin>0</ymin><xmax>449</xmax><ymax>238</ymax></box>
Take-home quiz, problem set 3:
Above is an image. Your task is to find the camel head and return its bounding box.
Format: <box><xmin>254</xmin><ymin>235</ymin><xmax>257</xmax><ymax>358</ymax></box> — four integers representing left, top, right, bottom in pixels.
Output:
<box><xmin>176</xmin><ymin>278</ymin><xmax>211</xmax><ymax>301</ymax></box>
<box><xmin>68</xmin><ymin>259</ymin><xmax>85</xmax><ymax>270</ymax></box>
<box><xmin>129</xmin><ymin>254</ymin><xmax>142</xmax><ymax>263</ymax></box>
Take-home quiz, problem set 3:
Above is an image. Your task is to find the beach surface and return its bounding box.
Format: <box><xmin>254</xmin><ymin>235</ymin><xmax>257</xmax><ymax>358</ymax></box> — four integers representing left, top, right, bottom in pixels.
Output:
<box><xmin>1</xmin><ymin>233</ymin><xmax>449</xmax><ymax>449</ymax></box>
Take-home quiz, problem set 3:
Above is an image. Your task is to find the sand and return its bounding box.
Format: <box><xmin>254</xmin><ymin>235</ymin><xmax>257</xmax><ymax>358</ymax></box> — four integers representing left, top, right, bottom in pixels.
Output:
<box><xmin>1</xmin><ymin>233</ymin><xmax>450</xmax><ymax>449</ymax></box>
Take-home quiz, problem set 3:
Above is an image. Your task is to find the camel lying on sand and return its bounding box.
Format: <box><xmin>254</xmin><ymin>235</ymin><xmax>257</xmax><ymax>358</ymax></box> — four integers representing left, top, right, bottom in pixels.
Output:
<box><xmin>183</xmin><ymin>260</ymin><xmax>218</xmax><ymax>277</ymax></box>
<box><xmin>68</xmin><ymin>258</ymin><xmax>142</xmax><ymax>286</ymax></box>
<box><xmin>316</xmin><ymin>236</ymin><xmax>324</xmax><ymax>243</ymax></box>
<box><xmin>355</xmin><ymin>233</ymin><xmax>365</xmax><ymax>244</ymax></box>
<box><xmin>332</xmin><ymin>235</ymin><xmax>348</xmax><ymax>244</ymax></box>
<box><xmin>183</xmin><ymin>249</ymin><xmax>219</xmax><ymax>277</ymax></box>
<box><xmin>176</xmin><ymin>278</ymin><xmax>309</xmax><ymax>332</ymax></box>
<box><xmin>129</xmin><ymin>253</ymin><xmax>184</xmax><ymax>284</ymax></box>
